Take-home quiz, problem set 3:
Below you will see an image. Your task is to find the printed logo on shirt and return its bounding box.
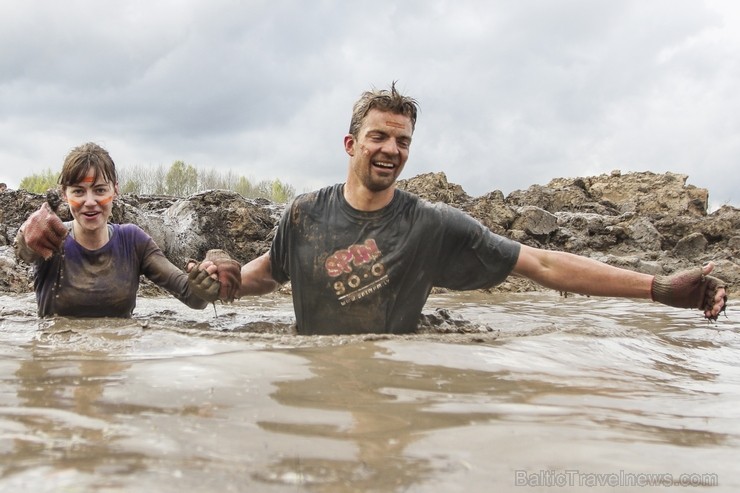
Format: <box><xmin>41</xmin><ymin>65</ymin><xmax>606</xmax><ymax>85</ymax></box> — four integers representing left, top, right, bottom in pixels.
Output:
<box><xmin>325</xmin><ymin>239</ymin><xmax>389</xmax><ymax>305</ymax></box>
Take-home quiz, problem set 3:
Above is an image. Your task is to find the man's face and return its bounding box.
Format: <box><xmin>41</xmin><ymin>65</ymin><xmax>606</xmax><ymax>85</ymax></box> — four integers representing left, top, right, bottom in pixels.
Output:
<box><xmin>345</xmin><ymin>109</ymin><xmax>413</xmax><ymax>192</ymax></box>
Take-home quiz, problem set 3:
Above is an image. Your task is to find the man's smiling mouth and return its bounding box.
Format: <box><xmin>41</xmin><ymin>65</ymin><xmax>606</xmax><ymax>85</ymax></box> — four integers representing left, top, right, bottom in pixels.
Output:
<box><xmin>373</xmin><ymin>161</ymin><xmax>395</xmax><ymax>169</ymax></box>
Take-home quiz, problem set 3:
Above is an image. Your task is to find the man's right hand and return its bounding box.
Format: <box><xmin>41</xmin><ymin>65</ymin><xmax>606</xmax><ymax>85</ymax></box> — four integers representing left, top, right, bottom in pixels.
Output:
<box><xmin>204</xmin><ymin>249</ymin><xmax>242</xmax><ymax>302</ymax></box>
<box><xmin>187</xmin><ymin>250</ymin><xmax>242</xmax><ymax>303</ymax></box>
<box><xmin>16</xmin><ymin>203</ymin><xmax>68</xmax><ymax>260</ymax></box>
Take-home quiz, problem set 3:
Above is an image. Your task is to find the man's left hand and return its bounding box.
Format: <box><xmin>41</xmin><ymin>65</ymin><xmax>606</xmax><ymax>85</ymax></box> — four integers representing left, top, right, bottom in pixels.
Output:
<box><xmin>651</xmin><ymin>263</ymin><xmax>728</xmax><ymax>320</ymax></box>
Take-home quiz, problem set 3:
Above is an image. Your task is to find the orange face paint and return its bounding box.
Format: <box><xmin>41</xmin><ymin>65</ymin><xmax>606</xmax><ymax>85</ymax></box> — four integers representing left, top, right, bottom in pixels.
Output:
<box><xmin>81</xmin><ymin>176</ymin><xmax>95</xmax><ymax>183</ymax></box>
<box><xmin>66</xmin><ymin>191</ymin><xmax>114</xmax><ymax>208</ymax></box>
<box><xmin>385</xmin><ymin>120</ymin><xmax>405</xmax><ymax>128</ymax></box>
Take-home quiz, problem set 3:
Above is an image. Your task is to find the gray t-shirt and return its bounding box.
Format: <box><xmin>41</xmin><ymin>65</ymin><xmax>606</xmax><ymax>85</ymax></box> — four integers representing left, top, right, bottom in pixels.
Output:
<box><xmin>271</xmin><ymin>184</ymin><xmax>521</xmax><ymax>334</ymax></box>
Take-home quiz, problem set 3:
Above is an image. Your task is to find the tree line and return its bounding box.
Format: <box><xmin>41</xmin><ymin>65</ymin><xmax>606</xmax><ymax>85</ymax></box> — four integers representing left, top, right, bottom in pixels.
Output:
<box><xmin>18</xmin><ymin>161</ymin><xmax>296</xmax><ymax>203</ymax></box>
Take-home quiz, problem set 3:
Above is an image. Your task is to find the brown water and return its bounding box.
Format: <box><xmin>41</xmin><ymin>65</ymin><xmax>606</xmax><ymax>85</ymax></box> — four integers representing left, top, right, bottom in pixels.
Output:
<box><xmin>0</xmin><ymin>291</ymin><xmax>738</xmax><ymax>492</ymax></box>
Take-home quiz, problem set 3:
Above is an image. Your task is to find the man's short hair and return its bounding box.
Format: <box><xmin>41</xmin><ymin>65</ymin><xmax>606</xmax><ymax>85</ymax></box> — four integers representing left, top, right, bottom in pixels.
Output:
<box><xmin>348</xmin><ymin>82</ymin><xmax>419</xmax><ymax>137</ymax></box>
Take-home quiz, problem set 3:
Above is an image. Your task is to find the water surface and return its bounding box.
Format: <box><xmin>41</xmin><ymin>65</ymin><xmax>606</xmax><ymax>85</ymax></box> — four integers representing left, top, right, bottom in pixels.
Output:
<box><xmin>1</xmin><ymin>291</ymin><xmax>738</xmax><ymax>492</ymax></box>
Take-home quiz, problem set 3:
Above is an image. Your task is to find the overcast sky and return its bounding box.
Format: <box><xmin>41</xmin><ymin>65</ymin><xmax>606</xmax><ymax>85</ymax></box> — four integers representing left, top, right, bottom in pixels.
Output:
<box><xmin>1</xmin><ymin>0</ymin><xmax>738</xmax><ymax>209</ymax></box>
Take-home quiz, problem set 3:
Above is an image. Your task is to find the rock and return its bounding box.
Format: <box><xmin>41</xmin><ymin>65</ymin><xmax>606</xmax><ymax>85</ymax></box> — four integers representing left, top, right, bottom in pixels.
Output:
<box><xmin>623</xmin><ymin>217</ymin><xmax>663</xmax><ymax>252</ymax></box>
<box><xmin>507</xmin><ymin>182</ymin><xmax>618</xmax><ymax>215</ymax></box>
<box><xmin>463</xmin><ymin>191</ymin><xmax>516</xmax><ymax>236</ymax></box>
<box><xmin>1</xmin><ymin>170</ymin><xmax>738</xmax><ymax>295</ymax></box>
<box><xmin>565</xmin><ymin>171</ymin><xmax>709</xmax><ymax>216</ymax></box>
<box><xmin>552</xmin><ymin>211</ymin><xmax>623</xmax><ymax>253</ymax></box>
<box><xmin>0</xmin><ymin>246</ymin><xmax>31</xmax><ymax>293</ymax></box>
<box><xmin>511</xmin><ymin>206</ymin><xmax>558</xmax><ymax>238</ymax></box>
<box><xmin>158</xmin><ymin>190</ymin><xmax>277</xmax><ymax>267</ymax></box>
<box><xmin>672</xmin><ymin>232</ymin><xmax>708</xmax><ymax>260</ymax></box>
<box><xmin>728</xmin><ymin>235</ymin><xmax>740</xmax><ymax>253</ymax></box>
<box><xmin>397</xmin><ymin>172</ymin><xmax>471</xmax><ymax>208</ymax></box>
<box><xmin>712</xmin><ymin>259</ymin><xmax>740</xmax><ymax>291</ymax></box>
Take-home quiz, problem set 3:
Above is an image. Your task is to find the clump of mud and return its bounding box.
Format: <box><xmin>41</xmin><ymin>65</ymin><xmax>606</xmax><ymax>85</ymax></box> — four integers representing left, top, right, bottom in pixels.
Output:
<box><xmin>148</xmin><ymin>305</ymin><xmax>502</xmax><ymax>348</ymax></box>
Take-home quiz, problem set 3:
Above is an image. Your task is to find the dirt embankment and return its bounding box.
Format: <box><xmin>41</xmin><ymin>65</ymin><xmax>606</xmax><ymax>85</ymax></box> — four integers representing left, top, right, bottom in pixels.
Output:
<box><xmin>2</xmin><ymin>170</ymin><xmax>738</xmax><ymax>294</ymax></box>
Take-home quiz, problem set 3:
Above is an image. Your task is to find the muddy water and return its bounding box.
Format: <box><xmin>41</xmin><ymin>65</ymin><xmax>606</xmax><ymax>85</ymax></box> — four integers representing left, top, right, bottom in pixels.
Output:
<box><xmin>0</xmin><ymin>291</ymin><xmax>738</xmax><ymax>493</ymax></box>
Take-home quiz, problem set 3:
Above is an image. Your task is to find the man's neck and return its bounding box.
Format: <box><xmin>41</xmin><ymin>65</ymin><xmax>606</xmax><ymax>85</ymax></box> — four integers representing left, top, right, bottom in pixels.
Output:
<box><xmin>343</xmin><ymin>182</ymin><xmax>395</xmax><ymax>212</ymax></box>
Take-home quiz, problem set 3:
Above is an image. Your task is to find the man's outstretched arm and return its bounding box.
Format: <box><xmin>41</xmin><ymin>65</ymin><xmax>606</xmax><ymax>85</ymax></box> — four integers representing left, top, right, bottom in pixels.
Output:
<box><xmin>512</xmin><ymin>244</ymin><xmax>727</xmax><ymax>319</ymax></box>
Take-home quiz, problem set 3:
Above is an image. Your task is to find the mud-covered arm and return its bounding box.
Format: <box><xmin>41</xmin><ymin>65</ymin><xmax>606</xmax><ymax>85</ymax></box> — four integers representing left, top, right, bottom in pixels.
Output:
<box><xmin>142</xmin><ymin>249</ymin><xmax>210</xmax><ymax>310</ymax></box>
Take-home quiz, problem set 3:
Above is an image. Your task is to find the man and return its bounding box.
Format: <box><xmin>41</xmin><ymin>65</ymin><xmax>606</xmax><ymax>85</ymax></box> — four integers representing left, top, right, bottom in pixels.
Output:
<box><xmin>211</xmin><ymin>83</ymin><xmax>727</xmax><ymax>335</ymax></box>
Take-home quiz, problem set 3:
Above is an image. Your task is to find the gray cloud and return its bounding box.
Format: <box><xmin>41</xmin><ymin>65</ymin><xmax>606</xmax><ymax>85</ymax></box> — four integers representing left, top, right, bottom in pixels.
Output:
<box><xmin>1</xmin><ymin>0</ymin><xmax>738</xmax><ymax>209</ymax></box>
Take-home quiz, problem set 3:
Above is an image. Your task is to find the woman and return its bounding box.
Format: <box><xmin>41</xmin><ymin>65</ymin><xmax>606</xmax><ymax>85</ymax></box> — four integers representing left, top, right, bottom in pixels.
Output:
<box><xmin>13</xmin><ymin>142</ymin><xmax>231</xmax><ymax>317</ymax></box>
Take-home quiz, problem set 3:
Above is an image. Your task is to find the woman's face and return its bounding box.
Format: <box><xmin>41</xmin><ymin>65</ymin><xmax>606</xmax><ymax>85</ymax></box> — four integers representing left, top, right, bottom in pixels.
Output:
<box><xmin>63</xmin><ymin>168</ymin><xmax>118</xmax><ymax>234</ymax></box>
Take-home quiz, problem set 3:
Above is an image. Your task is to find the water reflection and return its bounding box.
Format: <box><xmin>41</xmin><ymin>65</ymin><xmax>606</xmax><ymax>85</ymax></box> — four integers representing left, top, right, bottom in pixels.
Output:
<box><xmin>257</xmin><ymin>331</ymin><xmax>739</xmax><ymax>491</ymax></box>
<box><xmin>255</xmin><ymin>341</ymin><xmax>506</xmax><ymax>490</ymax></box>
<box><xmin>1</xmin><ymin>320</ymin><xmax>144</xmax><ymax>488</ymax></box>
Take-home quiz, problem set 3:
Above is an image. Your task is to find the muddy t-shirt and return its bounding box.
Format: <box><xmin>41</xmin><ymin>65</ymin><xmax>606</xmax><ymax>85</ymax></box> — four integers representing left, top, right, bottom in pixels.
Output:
<box><xmin>270</xmin><ymin>184</ymin><xmax>521</xmax><ymax>335</ymax></box>
<box><xmin>34</xmin><ymin>223</ymin><xmax>200</xmax><ymax>318</ymax></box>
